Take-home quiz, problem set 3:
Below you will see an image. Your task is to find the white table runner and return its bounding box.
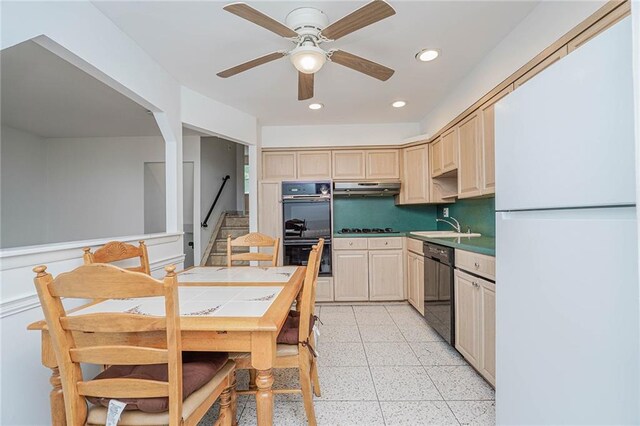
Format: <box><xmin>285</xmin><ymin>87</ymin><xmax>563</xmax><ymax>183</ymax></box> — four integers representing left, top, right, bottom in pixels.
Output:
<box><xmin>70</xmin><ymin>285</ymin><xmax>284</xmax><ymax>318</ymax></box>
<box><xmin>178</xmin><ymin>266</ymin><xmax>298</xmax><ymax>283</ymax></box>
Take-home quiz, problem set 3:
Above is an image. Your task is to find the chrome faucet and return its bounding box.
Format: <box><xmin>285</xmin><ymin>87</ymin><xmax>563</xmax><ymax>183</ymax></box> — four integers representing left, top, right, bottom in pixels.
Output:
<box><xmin>436</xmin><ymin>216</ymin><xmax>461</xmax><ymax>233</ymax></box>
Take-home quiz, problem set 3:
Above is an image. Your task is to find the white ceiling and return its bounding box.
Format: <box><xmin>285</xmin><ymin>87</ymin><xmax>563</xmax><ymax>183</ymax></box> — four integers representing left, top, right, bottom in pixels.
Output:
<box><xmin>93</xmin><ymin>1</ymin><xmax>540</xmax><ymax>126</ymax></box>
<box><xmin>1</xmin><ymin>40</ymin><xmax>161</xmax><ymax>138</ymax></box>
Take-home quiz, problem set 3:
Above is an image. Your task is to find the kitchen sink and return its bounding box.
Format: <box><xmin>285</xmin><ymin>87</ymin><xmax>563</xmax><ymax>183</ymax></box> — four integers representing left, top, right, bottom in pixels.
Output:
<box><xmin>410</xmin><ymin>231</ymin><xmax>482</xmax><ymax>238</ymax></box>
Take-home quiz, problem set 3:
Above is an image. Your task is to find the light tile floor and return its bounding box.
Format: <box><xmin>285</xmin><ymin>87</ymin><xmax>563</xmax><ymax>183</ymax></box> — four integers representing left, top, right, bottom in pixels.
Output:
<box><xmin>200</xmin><ymin>303</ymin><xmax>495</xmax><ymax>426</ymax></box>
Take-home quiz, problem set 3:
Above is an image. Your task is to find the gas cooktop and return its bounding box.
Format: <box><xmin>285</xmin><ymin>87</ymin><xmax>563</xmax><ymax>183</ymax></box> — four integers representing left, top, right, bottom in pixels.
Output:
<box><xmin>339</xmin><ymin>227</ymin><xmax>398</xmax><ymax>234</ymax></box>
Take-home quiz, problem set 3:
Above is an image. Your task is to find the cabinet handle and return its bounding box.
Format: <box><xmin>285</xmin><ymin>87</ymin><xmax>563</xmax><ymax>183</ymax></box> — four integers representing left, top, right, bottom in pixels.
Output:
<box><xmin>474</xmin><ymin>262</ymin><xmax>480</xmax><ymax>269</ymax></box>
<box><xmin>384</xmin><ymin>242</ymin><xmax>388</xmax><ymax>245</ymax></box>
<box><xmin>349</xmin><ymin>242</ymin><xmax>353</xmax><ymax>246</ymax></box>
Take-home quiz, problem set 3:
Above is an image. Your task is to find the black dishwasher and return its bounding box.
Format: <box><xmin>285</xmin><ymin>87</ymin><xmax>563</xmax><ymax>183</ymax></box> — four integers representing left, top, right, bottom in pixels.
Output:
<box><xmin>423</xmin><ymin>242</ymin><xmax>455</xmax><ymax>345</ymax></box>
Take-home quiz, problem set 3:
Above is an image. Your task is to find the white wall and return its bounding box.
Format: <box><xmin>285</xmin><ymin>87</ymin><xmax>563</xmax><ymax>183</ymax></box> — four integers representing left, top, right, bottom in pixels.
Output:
<box><xmin>200</xmin><ymin>137</ymin><xmax>239</xmax><ymax>260</ymax></box>
<box><xmin>420</xmin><ymin>0</ymin><xmax>607</xmax><ymax>135</ymax></box>
<box><xmin>0</xmin><ymin>126</ymin><xmax>48</xmax><ymax>247</ymax></box>
<box><xmin>261</xmin><ymin>122</ymin><xmax>421</xmax><ymax>148</ymax></box>
<box><xmin>44</xmin><ymin>136</ymin><xmax>166</xmax><ymax>242</ymax></box>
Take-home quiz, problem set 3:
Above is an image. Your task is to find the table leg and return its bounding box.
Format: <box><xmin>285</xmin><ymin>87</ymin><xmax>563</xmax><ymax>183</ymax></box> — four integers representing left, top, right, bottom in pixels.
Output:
<box><xmin>255</xmin><ymin>369</ymin><xmax>274</xmax><ymax>426</ymax></box>
<box><xmin>49</xmin><ymin>367</ymin><xmax>66</xmax><ymax>426</ymax></box>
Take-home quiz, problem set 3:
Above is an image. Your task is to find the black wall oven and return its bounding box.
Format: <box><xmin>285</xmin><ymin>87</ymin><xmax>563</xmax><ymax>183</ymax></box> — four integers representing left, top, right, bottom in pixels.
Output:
<box><xmin>282</xmin><ymin>181</ymin><xmax>332</xmax><ymax>276</ymax></box>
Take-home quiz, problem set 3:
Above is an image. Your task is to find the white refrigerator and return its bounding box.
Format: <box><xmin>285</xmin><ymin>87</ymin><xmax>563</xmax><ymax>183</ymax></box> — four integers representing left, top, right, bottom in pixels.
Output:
<box><xmin>495</xmin><ymin>16</ymin><xmax>639</xmax><ymax>425</ymax></box>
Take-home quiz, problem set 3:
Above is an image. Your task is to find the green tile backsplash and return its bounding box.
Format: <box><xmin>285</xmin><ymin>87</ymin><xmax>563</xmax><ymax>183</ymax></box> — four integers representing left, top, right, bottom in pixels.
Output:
<box><xmin>436</xmin><ymin>197</ymin><xmax>496</xmax><ymax>237</ymax></box>
<box><xmin>333</xmin><ymin>197</ymin><xmax>437</xmax><ymax>232</ymax></box>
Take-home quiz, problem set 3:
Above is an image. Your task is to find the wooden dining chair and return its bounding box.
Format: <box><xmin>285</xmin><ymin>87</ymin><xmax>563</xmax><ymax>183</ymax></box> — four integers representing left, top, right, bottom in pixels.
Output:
<box><xmin>226</xmin><ymin>232</ymin><xmax>280</xmax><ymax>267</ymax></box>
<box><xmin>83</xmin><ymin>240</ymin><xmax>151</xmax><ymax>275</ymax></box>
<box><xmin>33</xmin><ymin>263</ymin><xmax>236</xmax><ymax>426</ymax></box>
<box><xmin>231</xmin><ymin>238</ymin><xmax>324</xmax><ymax>426</ymax></box>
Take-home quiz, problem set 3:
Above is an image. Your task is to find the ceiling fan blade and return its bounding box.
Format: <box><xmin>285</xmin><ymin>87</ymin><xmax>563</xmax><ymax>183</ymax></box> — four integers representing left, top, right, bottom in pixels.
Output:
<box><xmin>321</xmin><ymin>0</ymin><xmax>395</xmax><ymax>41</ymax></box>
<box><xmin>298</xmin><ymin>72</ymin><xmax>314</xmax><ymax>101</ymax></box>
<box><xmin>330</xmin><ymin>50</ymin><xmax>394</xmax><ymax>81</ymax></box>
<box><xmin>217</xmin><ymin>52</ymin><xmax>286</xmax><ymax>78</ymax></box>
<box><xmin>223</xmin><ymin>3</ymin><xmax>298</xmax><ymax>38</ymax></box>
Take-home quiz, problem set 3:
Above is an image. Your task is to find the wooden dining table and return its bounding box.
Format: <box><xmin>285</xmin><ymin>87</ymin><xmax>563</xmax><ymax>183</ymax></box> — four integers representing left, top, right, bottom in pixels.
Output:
<box><xmin>27</xmin><ymin>265</ymin><xmax>306</xmax><ymax>426</ymax></box>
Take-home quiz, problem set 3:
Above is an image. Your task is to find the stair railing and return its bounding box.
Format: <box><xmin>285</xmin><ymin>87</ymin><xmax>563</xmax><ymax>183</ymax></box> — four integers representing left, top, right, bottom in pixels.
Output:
<box><xmin>201</xmin><ymin>175</ymin><xmax>231</xmax><ymax>228</ymax></box>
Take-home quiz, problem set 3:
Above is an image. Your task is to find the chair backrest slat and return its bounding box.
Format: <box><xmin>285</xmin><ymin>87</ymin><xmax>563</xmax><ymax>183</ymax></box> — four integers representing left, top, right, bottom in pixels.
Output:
<box><xmin>69</xmin><ymin>346</ymin><xmax>169</xmax><ymax>365</ymax></box>
<box><xmin>298</xmin><ymin>239</ymin><xmax>324</xmax><ymax>342</ymax></box>
<box><xmin>77</xmin><ymin>379</ymin><xmax>169</xmax><ymax>398</ymax></box>
<box><xmin>33</xmin><ymin>263</ymin><xmax>182</xmax><ymax>426</ymax></box>
<box><xmin>50</xmin><ymin>264</ymin><xmax>164</xmax><ymax>299</ymax></box>
<box><xmin>227</xmin><ymin>232</ymin><xmax>280</xmax><ymax>267</ymax></box>
<box><xmin>84</xmin><ymin>240</ymin><xmax>151</xmax><ymax>275</ymax></box>
<box><xmin>61</xmin><ymin>314</ymin><xmax>167</xmax><ymax>333</ymax></box>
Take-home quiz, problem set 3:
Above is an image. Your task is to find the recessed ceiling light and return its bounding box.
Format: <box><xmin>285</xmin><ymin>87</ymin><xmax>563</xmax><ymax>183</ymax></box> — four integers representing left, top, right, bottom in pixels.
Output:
<box><xmin>416</xmin><ymin>49</ymin><xmax>440</xmax><ymax>62</ymax></box>
<box><xmin>392</xmin><ymin>101</ymin><xmax>407</xmax><ymax>108</ymax></box>
<box><xmin>309</xmin><ymin>103</ymin><xmax>323</xmax><ymax>110</ymax></box>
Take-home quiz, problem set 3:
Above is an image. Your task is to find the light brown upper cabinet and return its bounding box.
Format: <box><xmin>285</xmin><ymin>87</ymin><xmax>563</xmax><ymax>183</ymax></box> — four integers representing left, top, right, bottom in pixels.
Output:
<box><xmin>296</xmin><ymin>151</ymin><xmax>332</xmax><ymax>180</ymax></box>
<box><xmin>332</xmin><ymin>150</ymin><xmax>366</xmax><ymax>180</ymax></box>
<box><xmin>457</xmin><ymin>112</ymin><xmax>483</xmax><ymax>198</ymax></box>
<box><xmin>366</xmin><ymin>150</ymin><xmax>400</xmax><ymax>179</ymax></box>
<box><xmin>430</xmin><ymin>139</ymin><xmax>443</xmax><ymax>177</ymax></box>
<box><xmin>441</xmin><ymin>128</ymin><xmax>458</xmax><ymax>174</ymax></box>
<box><xmin>399</xmin><ymin>144</ymin><xmax>429</xmax><ymax>204</ymax></box>
<box><xmin>480</xmin><ymin>85</ymin><xmax>513</xmax><ymax>195</ymax></box>
<box><xmin>262</xmin><ymin>152</ymin><xmax>296</xmax><ymax>181</ymax></box>
<box><xmin>332</xmin><ymin>149</ymin><xmax>399</xmax><ymax>180</ymax></box>
<box><xmin>514</xmin><ymin>45</ymin><xmax>568</xmax><ymax>89</ymax></box>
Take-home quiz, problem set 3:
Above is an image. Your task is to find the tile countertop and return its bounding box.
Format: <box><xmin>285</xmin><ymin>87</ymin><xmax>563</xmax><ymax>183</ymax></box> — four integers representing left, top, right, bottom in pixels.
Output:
<box><xmin>333</xmin><ymin>232</ymin><xmax>495</xmax><ymax>256</ymax></box>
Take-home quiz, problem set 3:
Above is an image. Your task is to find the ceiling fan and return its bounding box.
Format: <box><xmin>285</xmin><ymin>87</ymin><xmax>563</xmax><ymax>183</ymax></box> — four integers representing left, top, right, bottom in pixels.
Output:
<box><xmin>217</xmin><ymin>0</ymin><xmax>396</xmax><ymax>101</ymax></box>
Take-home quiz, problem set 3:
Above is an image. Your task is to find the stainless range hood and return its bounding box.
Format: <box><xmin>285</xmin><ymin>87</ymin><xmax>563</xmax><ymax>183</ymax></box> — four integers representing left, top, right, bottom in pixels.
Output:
<box><xmin>333</xmin><ymin>181</ymin><xmax>401</xmax><ymax>197</ymax></box>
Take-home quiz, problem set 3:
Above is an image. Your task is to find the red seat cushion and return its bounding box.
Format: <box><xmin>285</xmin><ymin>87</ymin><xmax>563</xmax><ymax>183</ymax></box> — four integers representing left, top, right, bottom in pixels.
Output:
<box><xmin>87</xmin><ymin>352</ymin><xmax>228</xmax><ymax>413</ymax></box>
<box><xmin>276</xmin><ymin>310</ymin><xmax>316</xmax><ymax>345</ymax></box>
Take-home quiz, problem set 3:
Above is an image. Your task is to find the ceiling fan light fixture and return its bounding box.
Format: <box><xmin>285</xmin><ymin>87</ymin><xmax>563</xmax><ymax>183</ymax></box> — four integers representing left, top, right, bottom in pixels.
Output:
<box><xmin>290</xmin><ymin>45</ymin><xmax>327</xmax><ymax>74</ymax></box>
<box><xmin>416</xmin><ymin>48</ymin><xmax>440</xmax><ymax>62</ymax></box>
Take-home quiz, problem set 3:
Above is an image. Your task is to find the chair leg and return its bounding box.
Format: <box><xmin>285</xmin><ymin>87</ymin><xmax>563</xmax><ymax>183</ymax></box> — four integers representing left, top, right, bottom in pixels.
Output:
<box><xmin>310</xmin><ymin>357</ymin><xmax>321</xmax><ymax>397</ymax></box>
<box><xmin>249</xmin><ymin>369</ymin><xmax>257</xmax><ymax>391</ymax></box>
<box><xmin>230</xmin><ymin>371</ymin><xmax>238</xmax><ymax>426</ymax></box>
<box><xmin>299</xmin><ymin>354</ymin><xmax>317</xmax><ymax>426</ymax></box>
<box><xmin>216</xmin><ymin>386</ymin><xmax>233</xmax><ymax>426</ymax></box>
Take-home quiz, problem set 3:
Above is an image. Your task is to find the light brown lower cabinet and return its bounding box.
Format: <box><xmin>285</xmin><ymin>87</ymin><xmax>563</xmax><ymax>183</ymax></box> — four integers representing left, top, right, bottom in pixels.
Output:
<box><xmin>454</xmin><ymin>269</ymin><xmax>496</xmax><ymax>386</ymax></box>
<box><xmin>369</xmin><ymin>250</ymin><xmax>404</xmax><ymax>301</ymax></box>
<box><xmin>333</xmin><ymin>250</ymin><xmax>369</xmax><ymax>301</ymax></box>
<box><xmin>407</xmin><ymin>251</ymin><xmax>425</xmax><ymax>314</ymax></box>
<box><xmin>333</xmin><ymin>237</ymin><xmax>404</xmax><ymax>301</ymax></box>
<box><xmin>316</xmin><ymin>277</ymin><xmax>334</xmax><ymax>302</ymax></box>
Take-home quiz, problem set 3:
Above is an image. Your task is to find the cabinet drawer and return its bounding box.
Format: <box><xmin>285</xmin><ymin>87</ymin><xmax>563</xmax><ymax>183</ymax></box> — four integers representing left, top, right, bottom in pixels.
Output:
<box><xmin>455</xmin><ymin>249</ymin><xmax>495</xmax><ymax>280</ymax></box>
<box><xmin>407</xmin><ymin>237</ymin><xmax>423</xmax><ymax>255</ymax></box>
<box><xmin>334</xmin><ymin>238</ymin><xmax>368</xmax><ymax>250</ymax></box>
<box><xmin>368</xmin><ymin>237</ymin><xmax>403</xmax><ymax>250</ymax></box>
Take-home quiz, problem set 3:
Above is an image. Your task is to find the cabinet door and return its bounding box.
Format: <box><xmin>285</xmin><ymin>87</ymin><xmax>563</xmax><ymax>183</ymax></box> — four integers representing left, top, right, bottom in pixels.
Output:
<box><xmin>332</xmin><ymin>151</ymin><xmax>366</xmax><ymax>180</ymax></box>
<box><xmin>258</xmin><ymin>182</ymin><xmax>283</xmax><ymax>266</ymax></box>
<box><xmin>457</xmin><ymin>112</ymin><xmax>483</xmax><ymax>198</ymax></box>
<box><xmin>369</xmin><ymin>250</ymin><xmax>404</xmax><ymax>301</ymax></box>
<box><xmin>297</xmin><ymin>151</ymin><xmax>331</xmax><ymax>180</ymax></box>
<box><xmin>416</xmin><ymin>256</ymin><xmax>425</xmax><ymax>315</ymax></box>
<box><xmin>479</xmin><ymin>279</ymin><xmax>496</xmax><ymax>386</ymax></box>
<box><xmin>407</xmin><ymin>252</ymin><xmax>418</xmax><ymax>308</ymax></box>
<box><xmin>316</xmin><ymin>277</ymin><xmax>334</xmax><ymax>302</ymax></box>
<box><xmin>401</xmin><ymin>144</ymin><xmax>429</xmax><ymax>204</ymax></box>
<box><xmin>430</xmin><ymin>140</ymin><xmax>443</xmax><ymax>177</ymax></box>
<box><xmin>441</xmin><ymin>128</ymin><xmax>458</xmax><ymax>173</ymax></box>
<box><xmin>480</xmin><ymin>86</ymin><xmax>512</xmax><ymax>195</ymax></box>
<box><xmin>366</xmin><ymin>150</ymin><xmax>400</xmax><ymax>179</ymax></box>
<box><xmin>262</xmin><ymin>152</ymin><xmax>296</xmax><ymax>181</ymax></box>
<box><xmin>454</xmin><ymin>270</ymin><xmax>480</xmax><ymax>367</ymax></box>
<box><xmin>334</xmin><ymin>250</ymin><xmax>369</xmax><ymax>301</ymax></box>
